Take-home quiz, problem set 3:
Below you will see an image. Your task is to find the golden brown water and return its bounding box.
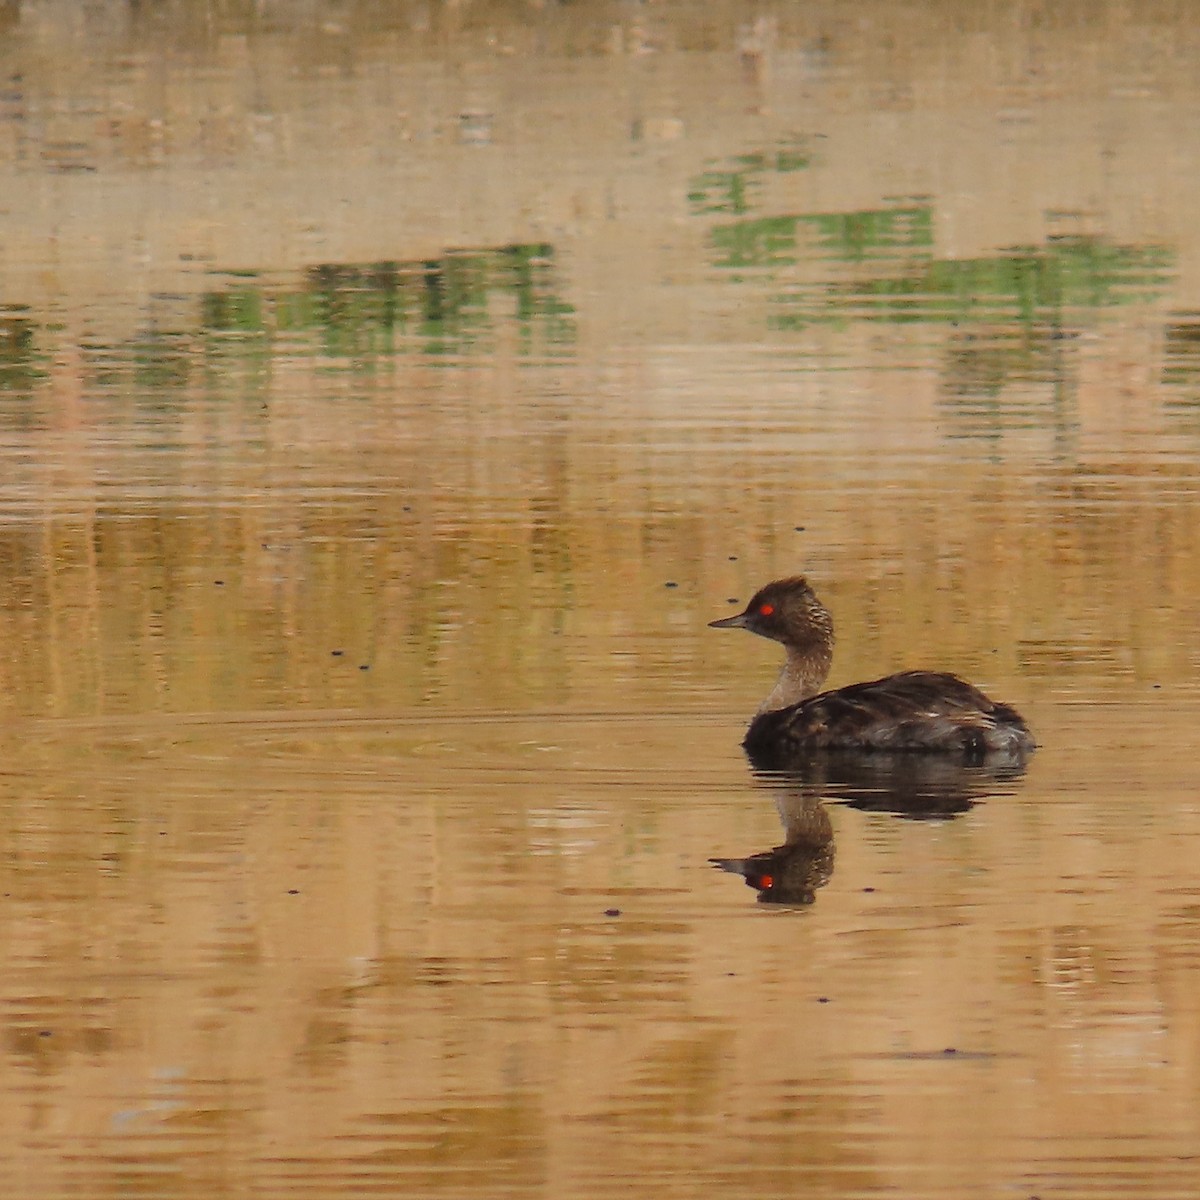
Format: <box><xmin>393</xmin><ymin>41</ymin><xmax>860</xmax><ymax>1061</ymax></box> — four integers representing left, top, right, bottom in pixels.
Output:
<box><xmin>2</xmin><ymin>3</ymin><xmax>1200</xmax><ymax>1196</ymax></box>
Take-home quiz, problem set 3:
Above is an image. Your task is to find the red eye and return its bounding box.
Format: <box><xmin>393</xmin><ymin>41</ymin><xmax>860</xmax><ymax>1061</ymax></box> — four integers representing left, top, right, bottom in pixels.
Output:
<box><xmin>759</xmin><ymin>603</ymin><xmax>775</xmax><ymax>616</ymax></box>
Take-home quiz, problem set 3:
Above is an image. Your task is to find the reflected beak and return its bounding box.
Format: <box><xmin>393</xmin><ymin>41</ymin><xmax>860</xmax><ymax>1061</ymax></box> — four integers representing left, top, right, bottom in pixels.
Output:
<box><xmin>708</xmin><ymin>612</ymin><xmax>748</xmax><ymax>629</ymax></box>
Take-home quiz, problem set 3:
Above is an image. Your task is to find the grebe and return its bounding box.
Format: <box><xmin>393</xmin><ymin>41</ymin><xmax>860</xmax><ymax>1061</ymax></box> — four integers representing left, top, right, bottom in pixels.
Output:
<box><xmin>710</xmin><ymin>576</ymin><xmax>1034</xmax><ymax>762</ymax></box>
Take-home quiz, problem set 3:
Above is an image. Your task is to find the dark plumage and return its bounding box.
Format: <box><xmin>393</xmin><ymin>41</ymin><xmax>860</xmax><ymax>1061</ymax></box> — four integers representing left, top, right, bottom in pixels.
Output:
<box><xmin>743</xmin><ymin>669</ymin><xmax>1032</xmax><ymax>760</ymax></box>
<box><xmin>710</xmin><ymin>576</ymin><xmax>1035</xmax><ymax>762</ymax></box>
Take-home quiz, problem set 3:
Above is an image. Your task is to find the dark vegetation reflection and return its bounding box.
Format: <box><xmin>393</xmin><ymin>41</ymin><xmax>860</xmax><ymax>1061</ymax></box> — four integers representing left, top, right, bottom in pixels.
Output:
<box><xmin>711</xmin><ymin>751</ymin><xmax>1030</xmax><ymax>907</ymax></box>
<box><xmin>203</xmin><ymin>243</ymin><xmax>576</xmax><ymax>360</ymax></box>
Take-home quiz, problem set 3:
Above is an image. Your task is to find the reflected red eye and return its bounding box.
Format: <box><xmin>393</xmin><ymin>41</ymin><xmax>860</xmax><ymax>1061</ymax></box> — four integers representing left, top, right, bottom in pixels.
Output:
<box><xmin>759</xmin><ymin>603</ymin><xmax>775</xmax><ymax>616</ymax></box>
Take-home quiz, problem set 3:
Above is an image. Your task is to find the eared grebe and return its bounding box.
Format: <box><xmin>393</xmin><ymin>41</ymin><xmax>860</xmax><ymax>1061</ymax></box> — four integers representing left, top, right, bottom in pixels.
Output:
<box><xmin>710</xmin><ymin>576</ymin><xmax>1035</xmax><ymax>762</ymax></box>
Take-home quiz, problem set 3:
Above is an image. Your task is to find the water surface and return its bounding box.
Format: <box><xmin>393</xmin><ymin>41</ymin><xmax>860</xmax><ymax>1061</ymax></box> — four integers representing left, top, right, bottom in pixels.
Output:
<box><xmin>1</xmin><ymin>3</ymin><xmax>1199</xmax><ymax>1197</ymax></box>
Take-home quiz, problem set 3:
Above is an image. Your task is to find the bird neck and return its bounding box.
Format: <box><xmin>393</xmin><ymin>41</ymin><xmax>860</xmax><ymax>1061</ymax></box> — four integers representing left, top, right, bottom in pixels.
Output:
<box><xmin>756</xmin><ymin>641</ymin><xmax>833</xmax><ymax>715</ymax></box>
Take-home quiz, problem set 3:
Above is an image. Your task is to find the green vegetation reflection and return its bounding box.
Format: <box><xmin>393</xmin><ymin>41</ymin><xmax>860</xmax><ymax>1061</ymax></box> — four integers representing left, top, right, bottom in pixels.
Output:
<box><xmin>687</xmin><ymin>136</ymin><xmax>811</xmax><ymax>216</ymax></box>
<box><xmin>202</xmin><ymin>243</ymin><xmax>576</xmax><ymax>360</ymax></box>
<box><xmin>712</xmin><ymin>205</ymin><xmax>933</xmax><ymax>269</ymax></box>
<box><xmin>707</xmin><ymin>201</ymin><xmax>1171</xmax><ymax>328</ymax></box>
<box><xmin>775</xmin><ymin>234</ymin><xmax>1170</xmax><ymax>330</ymax></box>
<box><xmin>0</xmin><ymin>308</ymin><xmax>46</xmax><ymax>397</ymax></box>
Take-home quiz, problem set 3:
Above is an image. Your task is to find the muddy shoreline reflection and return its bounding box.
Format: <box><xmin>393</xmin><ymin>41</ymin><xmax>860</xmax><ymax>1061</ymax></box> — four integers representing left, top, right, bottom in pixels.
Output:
<box><xmin>712</xmin><ymin>750</ymin><xmax>1031</xmax><ymax>905</ymax></box>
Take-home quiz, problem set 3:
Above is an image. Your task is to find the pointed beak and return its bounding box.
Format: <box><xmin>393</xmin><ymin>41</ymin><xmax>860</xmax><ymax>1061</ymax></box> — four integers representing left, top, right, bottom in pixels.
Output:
<box><xmin>708</xmin><ymin>611</ymin><xmax>748</xmax><ymax>629</ymax></box>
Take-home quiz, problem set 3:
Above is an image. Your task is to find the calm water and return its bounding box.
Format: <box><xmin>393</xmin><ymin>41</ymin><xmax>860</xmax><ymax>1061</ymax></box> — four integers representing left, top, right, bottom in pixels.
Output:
<box><xmin>1</xmin><ymin>3</ymin><xmax>1200</xmax><ymax>1197</ymax></box>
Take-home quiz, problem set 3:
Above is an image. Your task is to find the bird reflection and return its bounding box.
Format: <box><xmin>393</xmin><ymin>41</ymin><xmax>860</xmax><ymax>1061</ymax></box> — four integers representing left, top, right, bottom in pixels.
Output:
<box><xmin>711</xmin><ymin>789</ymin><xmax>834</xmax><ymax>906</ymax></box>
<box><xmin>762</xmin><ymin>746</ymin><xmax>1031</xmax><ymax>818</ymax></box>
<box><xmin>711</xmin><ymin>748</ymin><xmax>1030</xmax><ymax>906</ymax></box>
